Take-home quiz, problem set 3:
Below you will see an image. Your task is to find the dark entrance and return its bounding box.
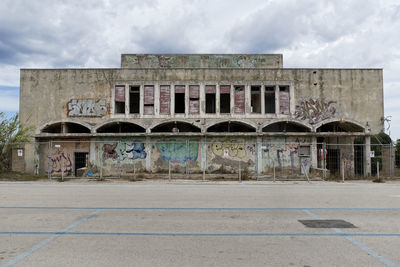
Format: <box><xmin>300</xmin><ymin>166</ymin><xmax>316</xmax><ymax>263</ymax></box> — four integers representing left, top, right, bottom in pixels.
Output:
<box><xmin>326</xmin><ymin>149</ymin><xmax>340</xmax><ymax>174</ymax></box>
<box><xmin>74</xmin><ymin>152</ymin><xmax>88</xmax><ymax>176</ymax></box>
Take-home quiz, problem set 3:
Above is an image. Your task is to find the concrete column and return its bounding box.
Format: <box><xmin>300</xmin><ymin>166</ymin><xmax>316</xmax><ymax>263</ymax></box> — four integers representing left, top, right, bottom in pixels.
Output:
<box><xmin>289</xmin><ymin>83</ymin><xmax>295</xmax><ymax>114</ymax></box>
<box><xmin>200</xmin><ymin>83</ymin><xmax>205</xmax><ymax>116</ymax></box>
<box><xmin>125</xmin><ymin>83</ymin><xmax>129</xmax><ymax>115</ymax></box>
<box><xmin>256</xmin><ymin>136</ymin><xmax>262</xmax><ymax>174</ymax></box>
<box><xmin>139</xmin><ymin>84</ymin><xmax>144</xmax><ymax>117</ymax></box>
<box><xmin>89</xmin><ymin>140</ymin><xmax>96</xmax><ymax>165</ymax></box>
<box><xmin>364</xmin><ymin>136</ymin><xmax>371</xmax><ymax>176</ymax></box>
<box><xmin>216</xmin><ymin>84</ymin><xmax>220</xmax><ymax>115</ymax></box>
<box><xmin>230</xmin><ymin>85</ymin><xmax>235</xmax><ymax>114</ymax></box>
<box><xmin>185</xmin><ymin>84</ymin><xmax>189</xmax><ymax>116</ymax></box>
<box><xmin>154</xmin><ymin>82</ymin><xmax>160</xmax><ymax>116</ymax></box>
<box><xmin>245</xmin><ymin>84</ymin><xmax>251</xmax><ymax>114</ymax></box>
<box><xmin>171</xmin><ymin>84</ymin><xmax>175</xmax><ymax>116</ymax></box>
<box><xmin>201</xmin><ymin>137</ymin><xmax>207</xmax><ymax>171</ymax></box>
<box><xmin>311</xmin><ymin>136</ymin><xmax>318</xmax><ymax>169</ymax></box>
<box><xmin>275</xmin><ymin>85</ymin><xmax>279</xmax><ymax>114</ymax></box>
<box><xmin>146</xmin><ymin>137</ymin><xmax>152</xmax><ymax>172</ymax></box>
<box><xmin>261</xmin><ymin>85</ymin><xmax>265</xmax><ymax>115</ymax></box>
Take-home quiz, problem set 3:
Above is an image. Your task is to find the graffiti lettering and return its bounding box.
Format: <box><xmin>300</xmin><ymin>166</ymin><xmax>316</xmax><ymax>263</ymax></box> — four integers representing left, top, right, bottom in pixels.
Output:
<box><xmin>295</xmin><ymin>98</ymin><xmax>338</xmax><ymax>124</ymax></box>
<box><xmin>263</xmin><ymin>144</ymin><xmax>299</xmax><ymax>168</ymax></box>
<box><xmin>212</xmin><ymin>142</ymin><xmax>246</xmax><ymax>158</ymax></box>
<box><xmin>156</xmin><ymin>142</ymin><xmax>198</xmax><ymax>163</ymax></box>
<box><xmin>68</xmin><ymin>99</ymin><xmax>107</xmax><ymax>117</ymax></box>
<box><xmin>50</xmin><ymin>149</ymin><xmax>72</xmax><ymax>174</ymax></box>
<box><xmin>103</xmin><ymin>142</ymin><xmax>146</xmax><ymax>161</ymax></box>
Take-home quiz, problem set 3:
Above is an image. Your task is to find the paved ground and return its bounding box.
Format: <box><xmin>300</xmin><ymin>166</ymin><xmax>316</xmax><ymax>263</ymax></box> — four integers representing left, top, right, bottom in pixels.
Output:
<box><xmin>0</xmin><ymin>179</ymin><xmax>400</xmax><ymax>267</ymax></box>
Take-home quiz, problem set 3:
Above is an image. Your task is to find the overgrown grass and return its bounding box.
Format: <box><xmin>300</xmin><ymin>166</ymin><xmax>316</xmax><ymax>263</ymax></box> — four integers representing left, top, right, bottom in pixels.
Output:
<box><xmin>0</xmin><ymin>171</ymin><xmax>47</xmax><ymax>181</ymax></box>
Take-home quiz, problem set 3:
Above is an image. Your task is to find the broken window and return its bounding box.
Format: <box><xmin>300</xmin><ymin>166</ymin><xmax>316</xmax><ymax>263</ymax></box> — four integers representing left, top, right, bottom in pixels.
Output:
<box><xmin>234</xmin><ymin>86</ymin><xmax>245</xmax><ymax>114</ymax></box>
<box><xmin>160</xmin><ymin>85</ymin><xmax>170</xmax><ymax>115</ymax></box>
<box><xmin>220</xmin><ymin>85</ymin><xmax>230</xmax><ymax>114</ymax></box>
<box><xmin>279</xmin><ymin>85</ymin><xmax>290</xmax><ymax>114</ymax></box>
<box><xmin>115</xmin><ymin>85</ymin><xmax>125</xmax><ymax>114</ymax></box>
<box><xmin>251</xmin><ymin>86</ymin><xmax>261</xmax><ymax>113</ymax></box>
<box><xmin>205</xmin><ymin>85</ymin><xmax>216</xmax><ymax>114</ymax></box>
<box><xmin>129</xmin><ymin>86</ymin><xmax>140</xmax><ymax>114</ymax></box>
<box><xmin>143</xmin><ymin>85</ymin><xmax>154</xmax><ymax>115</ymax></box>
<box><xmin>265</xmin><ymin>86</ymin><xmax>275</xmax><ymax>114</ymax></box>
<box><xmin>175</xmin><ymin>85</ymin><xmax>185</xmax><ymax>114</ymax></box>
<box><xmin>189</xmin><ymin>85</ymin><xmax>200</xmax><ymax>114</ymax></box>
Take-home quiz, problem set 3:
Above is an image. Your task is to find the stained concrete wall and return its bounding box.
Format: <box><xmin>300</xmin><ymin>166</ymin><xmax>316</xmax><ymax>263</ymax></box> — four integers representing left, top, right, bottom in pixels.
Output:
<box><xmin>20</xmin><ymin>68</ymin><xmax>383</xmax><ymax>137</ymax></box>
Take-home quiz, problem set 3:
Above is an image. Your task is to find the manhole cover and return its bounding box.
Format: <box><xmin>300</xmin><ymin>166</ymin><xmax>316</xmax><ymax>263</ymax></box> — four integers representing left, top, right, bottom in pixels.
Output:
<box><xmin>299</xmin><ymin>220</ymin><xmax>356</xmax><ymax>228</ymax></box>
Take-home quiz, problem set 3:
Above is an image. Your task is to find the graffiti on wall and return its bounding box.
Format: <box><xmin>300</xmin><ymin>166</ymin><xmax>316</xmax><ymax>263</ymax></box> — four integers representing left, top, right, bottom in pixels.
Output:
<box><xmin>156</xmin><ymin>142</ymin><xmax>198</xmax><ymax>163</ymax></box>
<box><xmin>295</xmin><ymin>98</ymin><xmax>338</xmax><ymax>124</ymax></box>
<box><xmin>68</xmin><ymin>99</ymin><xmax>107</xmax><ymax>117</ymax></box>
<box><xmin>50</xmin><ymin>149</ymin><xmax>72</xmax><ymax>174</ymax></box>
<box><xmin>263</xmin><ymin>144</ymin><xmax>299</xmax><ymax>168</ymax></box>
<box><xmin>102</xmin><ymin>142</ymin><xmax>146</xmax><ymax>161</ymax></box>
<box><xmin>212</xmin><ymin>142</ymin><xmax>246</xmax><ymax>158</ymax></box>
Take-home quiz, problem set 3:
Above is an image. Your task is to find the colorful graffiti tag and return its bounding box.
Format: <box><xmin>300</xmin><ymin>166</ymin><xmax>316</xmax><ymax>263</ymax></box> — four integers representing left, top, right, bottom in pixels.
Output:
<box><xmin>295</xmin><ymin>98</ymin><xmax>338</xmax><ymax>124</ymax></box>
<box><xmin>156</xmin><ymin>142</ymin><xmax>199</xmax><ymax>163</ymax></box>
<box><xmin>50</xmin><ymin>149</ymin><xmax>72</xmax><ymax>174</ymax></box>
<box><xmin>212</xmin><ymin>142</ymin><xmax>246</xmax><ymax>158</ymax></box>
<box><xmin>102</xmin><ymin>142</ymin><xmax>146</xmax><ymax>161</ymax></box>
<box><xmin>67</xmin><ymin>99</ymin><xmax>107</xmax><ymax>117</ymax></box>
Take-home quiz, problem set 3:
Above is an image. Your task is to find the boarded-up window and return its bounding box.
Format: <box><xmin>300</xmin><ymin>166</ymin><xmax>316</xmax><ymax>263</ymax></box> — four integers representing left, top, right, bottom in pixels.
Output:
<box><xmin>206</xmin><ymin>85</ymin><xmax>216</xmax><ymax>114</ymax></box>
<box><xmin>265</xmin><ymin>86</ymin><xmax>275</xmax><ymax>114</ymax></box>
<box><xmin>175</xmin><ymin>85</ymin><xmax>185</xmax><ymax>114</ymax></box>
<box><xmin>160</xmin><ymin>85</ymin><xmax>170</xmax><ymax>115</ymax></box>
<box><xmin>115</xmin><ymin>85</ymin><xmax>125</xmax><ymax>113</ymax></box>
<box><xmin>234</xmin><ymin>86</ymin><xmax>245</xmax><ymax>114</ymax></box>
<box><xmin>279</xmin><ymin>86</ymin><xmax>290</xmax><ymax>115</ymax></box>
<box><xmin>220</xmin><ymin>85</ymin><xmax>230</xmax><ymax>113</ymax></box>
<box><xmin>189</xmin><ymin>85</ymin><xmax>199</xmax><ymax>114</ymax></box>
<box><xmin>144</xmin><ymin>85</ymin><xmax>154</xmax><ymax>115</ymax></box>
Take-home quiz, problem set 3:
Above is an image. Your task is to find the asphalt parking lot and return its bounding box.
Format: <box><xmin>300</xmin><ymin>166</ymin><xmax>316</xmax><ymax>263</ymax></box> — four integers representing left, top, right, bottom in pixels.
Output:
<box><xmin>1</xmin><ymin>179</ymin><xmax>400</xmax><ymax>266</ymax></box>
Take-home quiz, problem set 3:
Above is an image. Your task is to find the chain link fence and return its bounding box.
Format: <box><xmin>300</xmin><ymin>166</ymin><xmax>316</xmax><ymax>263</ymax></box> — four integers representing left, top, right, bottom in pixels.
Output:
<box><xmin>2</xmin><ymin>140</ymin><xmax>399</xmax><ymax>181</ymax></box>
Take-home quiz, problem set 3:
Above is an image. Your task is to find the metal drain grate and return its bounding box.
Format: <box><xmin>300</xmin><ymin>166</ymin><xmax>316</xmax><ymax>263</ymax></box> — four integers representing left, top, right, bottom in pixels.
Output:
<box><xmin>299</xmin><ymin>220</ymin><xmax>356</xmax><ymax>228</ymax></box>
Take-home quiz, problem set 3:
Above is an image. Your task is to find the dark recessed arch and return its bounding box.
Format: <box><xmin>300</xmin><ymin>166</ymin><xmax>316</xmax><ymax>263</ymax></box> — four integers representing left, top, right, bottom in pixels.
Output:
<box><xmin>207</xmin><ymin>121</ymin><xmax>256</xmax><ymax>133</ymax></box>
<box><xmin>96</xmin><ymin>122</ymin><xmax>146</xmax><ymax>133</ymax></box>
<box><xmin>262</xmin><ymin>121</ymin><xmax>310</xmax><ymax>133</ymax></box>
<box><xmin>316</xmin><ymin>121</ymin><xmax>364</xmax><ymax>132</ymax></box>
<box><xmin>151</xmin><ymin>121</ymin><xmax>201</xmax><ymax>133</ymax></box>
<box><xmin>41</xmin><ymin>122</ymin><xmax>91</xmax><ymax>134</ymax></box>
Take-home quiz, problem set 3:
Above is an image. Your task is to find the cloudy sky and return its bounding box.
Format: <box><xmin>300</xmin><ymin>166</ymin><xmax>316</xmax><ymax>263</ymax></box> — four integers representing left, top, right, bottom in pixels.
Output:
<box><xmin>0</xmin><ymin>0</ymin><xmax>399</xmax><ymax>139</ymax></box>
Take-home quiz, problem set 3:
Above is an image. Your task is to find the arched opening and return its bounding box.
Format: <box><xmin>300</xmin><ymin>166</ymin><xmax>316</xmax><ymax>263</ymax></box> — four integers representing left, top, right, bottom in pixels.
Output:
<box><xmin>41</xmin><ymin>122</ymin><xmax>91</xmax><ymax>133</ymax></box>
<box><xmin>96</xmin><ymin>122</ymin><xmax>146</xmax><ymax>133</ymax></box>
<box><xmin>207</xmin><ymin>121</ymin><xmax>256</xmax><ymax>132</ymax></box>
<box><xmin>316</xmin><ymin>121</ymin><xmax>364</xmax><ymax>132</ymax></box>
<box><xmin>151</xmin><ymin>121</ymin><xmax>201</xmax><ymax>133</ymax></box>
<box><xmin>262</xmin><ymin>121</ymin><xmax>310</xmax><ymax>132</ymax></box>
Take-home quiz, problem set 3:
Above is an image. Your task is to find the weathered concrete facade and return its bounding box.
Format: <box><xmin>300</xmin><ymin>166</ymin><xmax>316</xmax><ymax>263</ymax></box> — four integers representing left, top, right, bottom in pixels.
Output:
<box><xmin>19</xmin><ymin>54</ymin><xmax>384</xmax><ymax>178</ymax></box>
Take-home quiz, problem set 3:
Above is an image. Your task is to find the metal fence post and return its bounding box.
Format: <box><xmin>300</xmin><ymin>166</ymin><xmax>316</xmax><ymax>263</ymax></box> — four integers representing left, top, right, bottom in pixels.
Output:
<box><xmin>273</xmin><ymin>161</ymin><xmax>276</xmax><ymax>182</ymax></box>
<box><xmin>203</xmin><ymin>142</ymin><xmax>206</xmax><ymax>181</ymax></box>
<box><xmin>322</xmin><ymin>142</ymin><xmax>327</xmax><ymax>180</ymax></box>
<box><xmin>61</xmin><ymin>158</ymin><xmax>64</xmax><ymax>181</ymax></box>
<box><xmin>239</xmin><ymin>160</ymin><xmax>241</xmax><ymax>182</ymax></box>
<box><xmin>117</xmin><ymin>141</ymin><xmax>121</xmax><ymax>179</ymax></box>
<box><xmin>48</xmin><ymin>141</ymin><xmax>52</xmax><ymax>179</ymax></box>
<box><xmin>377</xmin><ymin>161</ymin><xmax>380</xmax><ymax>180</ymax></box>
<box><xmin>168</xmin><ymin>160</ymin><xmax>171</xmax><ymax>181</ymax></box>
<box><xmin>341</xmin><ymin>157</ymin><xmax>344</xmax><ymax>183</ymax></box>
<box><xmin>100</xmin><ymin>151</ymin><xmax>103</xmax><ymax>180</ymax></box>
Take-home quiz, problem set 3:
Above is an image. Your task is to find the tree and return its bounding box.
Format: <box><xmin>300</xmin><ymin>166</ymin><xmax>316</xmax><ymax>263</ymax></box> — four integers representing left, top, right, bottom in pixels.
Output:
<box><xmin>0</xmin><ymin>112</ymin><xmax>32</xmax><ymax>171</ymax></box>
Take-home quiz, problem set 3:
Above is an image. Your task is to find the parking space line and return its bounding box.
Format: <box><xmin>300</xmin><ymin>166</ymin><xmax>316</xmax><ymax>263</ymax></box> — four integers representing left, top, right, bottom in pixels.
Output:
<box><xmin>1</xmin><ymin>206</ymin><xmax>400</xmax><ymax>211</ymax></box>
<box><xmin>1</xmin><ymin>209</ymin><xmax>102</xmax><ymax>267</ymax></box>
<box><xmin>302</xmin><ymin>209</ymin><xmax>398</xmax><ymax>267</ymax></box>
<box><xmin>1</xmin><ymin>231</ymin><xmax>400</xmax><ymax>237</ymax></box>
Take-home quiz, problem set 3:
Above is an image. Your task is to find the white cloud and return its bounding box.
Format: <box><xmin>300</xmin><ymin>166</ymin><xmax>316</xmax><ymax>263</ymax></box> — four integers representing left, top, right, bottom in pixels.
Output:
<box><xmin>0</xmin><ymin>0</ymin><xmax>400</xmax><ymax>139</ymax></box>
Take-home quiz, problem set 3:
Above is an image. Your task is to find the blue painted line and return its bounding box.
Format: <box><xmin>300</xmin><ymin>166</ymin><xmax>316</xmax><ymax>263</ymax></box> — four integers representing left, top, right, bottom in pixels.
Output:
<box><xmin>1</xmin><ymin>209</ymin><xmax>102</xmax><ymax>267</ymax></box>
<box><xmin>1</xmin><ymin>231</ymin><xmax>400</xmax><ymax>237</ymax></box>
<box><xmin>303</xmin><ymin>209</ymin><xmax>398</xmax><ymax>267</ymax></box>
<box><xmin>0</xmin><ymin>206</ymin><xmax>400</xmax><ymax>211</ymax></box>
<box><xmin>240</xmin><ymin>182</ymin><xmax>248</xmax><ymax>188</ymax></box>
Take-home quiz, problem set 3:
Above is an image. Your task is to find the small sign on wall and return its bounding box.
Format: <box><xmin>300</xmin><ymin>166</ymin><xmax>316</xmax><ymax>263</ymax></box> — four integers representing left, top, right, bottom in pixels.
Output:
<box><xmin>370</xmin><ymin>151</ymin><xmax>375</xmax><ymax>158</ymax></box>
<box><xmin>17</xmin><ymin>149</ymin><xmax>23</xmax><ymax>157</ymax></box>
<box><xmin>224</xmin><ymin>149</ymin><xmax>229</xmax><ymax>157</ymax></box>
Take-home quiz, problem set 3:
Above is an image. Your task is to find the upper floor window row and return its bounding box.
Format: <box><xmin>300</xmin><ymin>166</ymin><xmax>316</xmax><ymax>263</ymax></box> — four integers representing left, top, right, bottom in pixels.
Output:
<box><xmin>113</xmin><ymin>84</ymin><xmax>292</xmax><ymax>116</ymax></box>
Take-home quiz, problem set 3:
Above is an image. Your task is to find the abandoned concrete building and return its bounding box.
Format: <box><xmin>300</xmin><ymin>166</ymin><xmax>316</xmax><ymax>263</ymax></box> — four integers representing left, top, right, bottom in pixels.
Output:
<box><xmin>17</xmin><ymin>54</ymin><xmax>383</xmax><ymax>178</ymax></box>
